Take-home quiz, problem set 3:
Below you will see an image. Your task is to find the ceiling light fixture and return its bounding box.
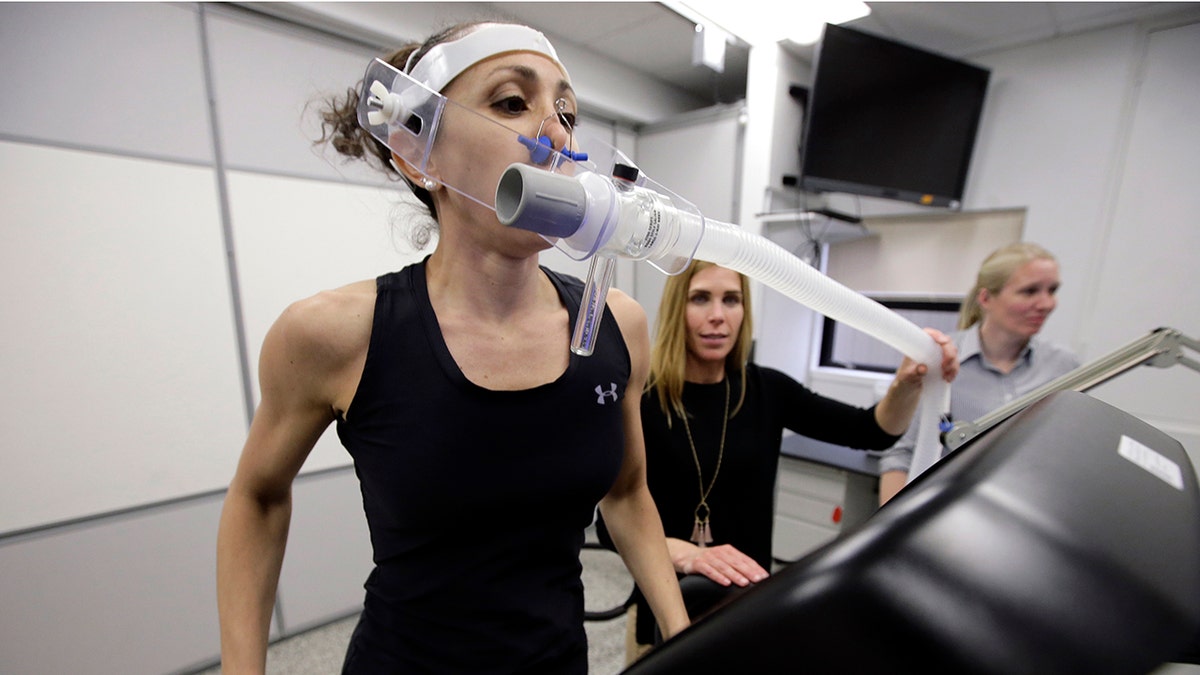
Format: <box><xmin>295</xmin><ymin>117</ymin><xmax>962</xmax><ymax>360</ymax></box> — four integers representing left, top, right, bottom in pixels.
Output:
<box><xmin>671</xmin><ymin>0</ymin><xmax>871</xmax><ymax>47</ymax></box>
<box><xmin>693</xmin><ymin>22</ymin><xmax>729</xmax><ymax>72</ymax></box>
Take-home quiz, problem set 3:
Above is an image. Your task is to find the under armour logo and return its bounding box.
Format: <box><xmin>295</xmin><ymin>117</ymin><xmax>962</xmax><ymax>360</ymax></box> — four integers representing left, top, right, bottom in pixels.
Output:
<box><xmin>595</xmin><ymin>383</ymin><xmax>619</xmax><ymax>404</ymax></box>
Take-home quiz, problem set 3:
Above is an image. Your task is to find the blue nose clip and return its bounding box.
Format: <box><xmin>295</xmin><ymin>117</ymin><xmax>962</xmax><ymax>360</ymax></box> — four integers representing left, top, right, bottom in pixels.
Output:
<box><xmin>519</xmin><ymin>98</ymin><xmax>588</xmax><ymax>164</ymax></box>
<box><xmin>518</xmin><ymin>134</ymin><xmax>588</xmax><ymax>164</ymax></box>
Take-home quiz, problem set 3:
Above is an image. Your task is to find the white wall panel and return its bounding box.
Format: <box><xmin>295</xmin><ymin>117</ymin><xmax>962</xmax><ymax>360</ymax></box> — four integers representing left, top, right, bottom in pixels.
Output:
<box><xmin>205</xmin><ymin>10</ymin><xmax>384</xmax><ymax>183</ymax></box>
<box><xmin>0</xmin><ymin>3</ymin><xmax>212</xmax><ymax>162</ymax></box>
<box><xmin>0</xmin><ymin>142</ymin><xmax>247</xmax><ymax>534</ymax></box>
<box><xmin>0</xmin><ymin>495</ymin><xmax>233</xmax><ymax>675</ymax></box>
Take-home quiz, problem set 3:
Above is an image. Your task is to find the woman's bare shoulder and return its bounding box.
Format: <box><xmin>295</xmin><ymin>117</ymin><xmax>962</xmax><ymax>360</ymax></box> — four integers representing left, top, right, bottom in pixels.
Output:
<box><xmin>605</xmin><ymin>287</ymin><xmax>649</xmax><ymax>381</ymax></box>
<box><xmin>605</xmin><ymin>287</ymin><xmax>647</xmax><ymax>334</ymax></box>
<box><xmin>265</xmin><ymin>279</ymin><xmax>377</xmax><ymax>373</ymax></box>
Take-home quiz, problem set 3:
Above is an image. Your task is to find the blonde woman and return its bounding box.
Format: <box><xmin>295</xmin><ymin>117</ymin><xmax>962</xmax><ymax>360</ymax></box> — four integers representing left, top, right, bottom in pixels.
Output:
<box><xmin>599</xmin><ymin>260</ymin><xmax>955</xmax><ymax>658</ymax></box>
<box><xmin>876</xmin><ymin>242</ymin><xmax>1080</xmax><ymax>504</ymax></box>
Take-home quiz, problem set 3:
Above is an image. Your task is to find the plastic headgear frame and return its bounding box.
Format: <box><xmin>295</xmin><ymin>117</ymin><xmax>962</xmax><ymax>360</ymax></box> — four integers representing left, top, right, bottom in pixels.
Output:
<box><xmin>358</xmin><ymin>55</ymin><xmax>590</xmax><ymax>217</ymax></box>
<box><xmin>362</xmin><ymin>22</ymin><xmax>575</xmax><ymax>175</ymax></box>
<box><xmin>358</xmin><ymin>24</ymin><xmax>699</xmax><ymax>267</ymax></box>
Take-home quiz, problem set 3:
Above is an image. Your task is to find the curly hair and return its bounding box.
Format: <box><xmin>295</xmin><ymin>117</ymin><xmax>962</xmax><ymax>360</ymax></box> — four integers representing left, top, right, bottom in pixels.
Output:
<box><xmin>313</xmin><ymin>21</ymin><xmax>506</xmax><ymax>247</ymax></box>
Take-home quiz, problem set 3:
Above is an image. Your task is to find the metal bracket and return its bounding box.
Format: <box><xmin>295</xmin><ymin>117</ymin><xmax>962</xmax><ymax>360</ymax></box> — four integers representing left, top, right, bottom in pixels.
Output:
<box><xmin>943</xmin><ymin>327</ymin><xmax>1200</xmax><ymax>451</ymax></box>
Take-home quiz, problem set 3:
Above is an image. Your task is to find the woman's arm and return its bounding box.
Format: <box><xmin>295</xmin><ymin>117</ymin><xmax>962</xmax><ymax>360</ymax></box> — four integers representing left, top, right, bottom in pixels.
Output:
<box><xmin>878</xmin><ymin>470</ymin><xmax>908</xmax><ymax>505</ymax></box>
<box><xmin>216</xmin><ymin>290</ymin><xmax>367</xmax><ymax>673</ymax></box>
<box><xmin>872</xmin><ymin>329</ymin><xmax>957</xmax><ymax>504</ymax></box>
<box><xmin>598</xmin><ymin>289</ymin><xmax>690</xmax><ymax>640</ymax></box>
<box><xmin>873</xmin><ymin>328</ymin><xmax>958</xmax><ymax>435</ymax></box>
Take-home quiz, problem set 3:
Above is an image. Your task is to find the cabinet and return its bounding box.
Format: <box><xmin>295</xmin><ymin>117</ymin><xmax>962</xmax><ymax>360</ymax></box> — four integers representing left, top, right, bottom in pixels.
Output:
<box><xmin>772</xmin><ymin>442</ymin><xmax>879</xmax><ymax>563</ymax></box>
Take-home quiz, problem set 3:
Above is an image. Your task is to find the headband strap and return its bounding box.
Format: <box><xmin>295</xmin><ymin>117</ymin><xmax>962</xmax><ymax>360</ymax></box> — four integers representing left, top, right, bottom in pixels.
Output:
<box><xmin>405</xmin><ymin>23</ymin><xmax>569</xmax><ymax>94</ymax></box>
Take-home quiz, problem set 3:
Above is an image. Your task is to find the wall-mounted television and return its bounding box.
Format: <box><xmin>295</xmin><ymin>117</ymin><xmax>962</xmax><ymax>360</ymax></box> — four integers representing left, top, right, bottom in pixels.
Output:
<box><xmin>798</xmin><ymin>24</ymin><xmax>991</xmax><ymax>209</ymax></box>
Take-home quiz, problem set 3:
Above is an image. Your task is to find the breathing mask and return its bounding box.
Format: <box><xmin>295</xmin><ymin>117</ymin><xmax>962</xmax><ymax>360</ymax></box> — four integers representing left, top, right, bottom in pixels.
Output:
<box><xmin>356</xmin><ymin>24</ymin><xmax>705</xmax><ymax>355</ymax></box>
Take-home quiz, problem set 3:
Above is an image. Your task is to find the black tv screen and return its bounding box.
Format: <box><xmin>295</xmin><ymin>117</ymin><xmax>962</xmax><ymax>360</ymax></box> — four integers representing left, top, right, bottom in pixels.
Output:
<box><xmin>799</xmin><ymin>24</ymin><xmax>991</xmax><ymax>208</ymax></box>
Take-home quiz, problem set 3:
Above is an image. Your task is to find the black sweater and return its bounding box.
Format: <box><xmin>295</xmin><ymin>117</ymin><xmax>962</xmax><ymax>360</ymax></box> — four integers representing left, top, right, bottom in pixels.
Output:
<box><xmin>600</xmin><ymin>363</ymin><xmax>899</xmax><ymax>643</ymax></box>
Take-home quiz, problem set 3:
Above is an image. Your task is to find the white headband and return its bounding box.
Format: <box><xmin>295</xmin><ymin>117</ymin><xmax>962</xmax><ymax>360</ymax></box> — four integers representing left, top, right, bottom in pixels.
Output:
<box><xmin>405</xmin><ymin>23</ymin><xmax>570</xmax><ymax>94</ymax></box>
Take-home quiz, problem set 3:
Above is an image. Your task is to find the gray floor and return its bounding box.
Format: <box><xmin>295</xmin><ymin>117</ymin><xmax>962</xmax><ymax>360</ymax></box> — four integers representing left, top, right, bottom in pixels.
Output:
<box><xmin>199</xmin><ymin>530</ymin><xmax>635</xmax><ymax>674</ymax></box>
<box><xmin>193</xmin><ymin>531</ymin><xmax>1200</xmax><ymax>675</ymax></box>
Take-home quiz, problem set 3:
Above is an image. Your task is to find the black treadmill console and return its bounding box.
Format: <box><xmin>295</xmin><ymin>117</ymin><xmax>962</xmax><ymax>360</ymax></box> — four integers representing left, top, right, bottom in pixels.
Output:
<box><xmin>624</xmin><ymin>391</ymin><xmax>1200</xmax><ymax>674</ymax></box>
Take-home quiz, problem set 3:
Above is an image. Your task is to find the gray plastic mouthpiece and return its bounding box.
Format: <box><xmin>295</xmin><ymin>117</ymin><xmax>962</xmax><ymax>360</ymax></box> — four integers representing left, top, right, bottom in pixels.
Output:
<box><xmin>496</xmin><ymin>163</ymin><xmax>587</xmax><ymax>238</ymax></box>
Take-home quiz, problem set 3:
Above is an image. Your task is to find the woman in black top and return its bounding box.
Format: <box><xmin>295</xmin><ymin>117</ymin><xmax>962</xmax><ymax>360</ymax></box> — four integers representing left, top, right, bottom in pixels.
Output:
<box><xmin>215</xmin><ymin>21</ymin><xmax>688</xmax><ymax>674</ymax></box>
<box><xmin>603</xmin><ymin>261</ymin><xmax>956</xmax><ymax>657</ymax></box>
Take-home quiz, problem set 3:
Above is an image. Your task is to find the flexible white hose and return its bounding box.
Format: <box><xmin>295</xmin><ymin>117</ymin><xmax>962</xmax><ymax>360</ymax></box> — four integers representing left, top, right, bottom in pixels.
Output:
<box><xmin>693</xmin><ymin>220</ymin><xmax>947</xmax><ymax>483</ymax></box>
<box><xmin>494</xmin><ymin>163</ymin><xmax>947</xmax><ymax>481</ymax></box>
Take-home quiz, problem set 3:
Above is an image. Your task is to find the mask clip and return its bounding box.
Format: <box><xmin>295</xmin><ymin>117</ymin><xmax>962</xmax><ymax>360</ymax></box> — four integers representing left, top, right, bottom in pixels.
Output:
<box><xmin>365</xmin><ymin>81</ymin><xmax>403</xmax><ymax>127</ymax></box>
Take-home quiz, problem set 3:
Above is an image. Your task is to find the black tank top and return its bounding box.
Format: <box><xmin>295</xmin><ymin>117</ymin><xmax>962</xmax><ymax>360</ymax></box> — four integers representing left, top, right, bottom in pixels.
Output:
<box><xmin>337</xmin><ymin>259</ymin><xmax>630</xmax><ymax>673</ymax></box>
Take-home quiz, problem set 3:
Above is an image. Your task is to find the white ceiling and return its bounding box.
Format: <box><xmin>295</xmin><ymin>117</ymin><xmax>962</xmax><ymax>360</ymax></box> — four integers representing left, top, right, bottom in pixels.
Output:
<box><xmin>486</xmin><ymin>1</ymin><xmax>1199</xmax><ymax>106</ymax></box>
<box><xmin>258</xmin><ymin>2</ymin><xmax>1199</xmax><ymax>109</ymax></box>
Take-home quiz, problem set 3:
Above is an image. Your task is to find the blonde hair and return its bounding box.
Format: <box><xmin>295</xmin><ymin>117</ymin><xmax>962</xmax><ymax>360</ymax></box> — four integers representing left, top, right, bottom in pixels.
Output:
<box><xmin>958</xmin><ymin>242</ymin><xmax>1058</xmax><ymax>329</ymax></box>
<box><xmin>648</xmin><ymin>261</ymin><xmax>753</xmax><ymax>423</ymax></box>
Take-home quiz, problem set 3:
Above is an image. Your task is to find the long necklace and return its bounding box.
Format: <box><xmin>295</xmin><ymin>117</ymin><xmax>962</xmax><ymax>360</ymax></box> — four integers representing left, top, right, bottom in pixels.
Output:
<box><xmin>681</xmin><ymin>377</ymin><xmax>730</xmax><ymax>548</ymax></box>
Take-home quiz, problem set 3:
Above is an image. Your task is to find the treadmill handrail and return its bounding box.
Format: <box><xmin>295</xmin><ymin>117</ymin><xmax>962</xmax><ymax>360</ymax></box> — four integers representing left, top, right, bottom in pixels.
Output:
<box><xmin>943</xmin><ymin>327</ymin><xmax>1200</xmax><ymax>451</ymax></box>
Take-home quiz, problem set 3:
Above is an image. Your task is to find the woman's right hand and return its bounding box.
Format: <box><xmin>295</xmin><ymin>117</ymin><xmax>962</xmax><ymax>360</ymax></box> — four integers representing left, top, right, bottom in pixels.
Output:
<box><xmin>666</xmin><ymin>538</ymin><xmax>769</xmax><ymax>587</ymax></box>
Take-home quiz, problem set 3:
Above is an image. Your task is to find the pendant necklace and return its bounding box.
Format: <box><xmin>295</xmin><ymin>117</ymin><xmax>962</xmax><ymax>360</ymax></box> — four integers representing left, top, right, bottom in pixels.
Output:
<box><xmin>681</xmin><ymin>376</ymin><xmax>730</xmax><ymax>548</ymax></box>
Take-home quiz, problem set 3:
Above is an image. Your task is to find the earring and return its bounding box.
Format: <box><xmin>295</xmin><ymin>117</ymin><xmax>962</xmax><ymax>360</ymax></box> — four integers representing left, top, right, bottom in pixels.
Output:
<box><xmin>423</xmin><ymin>178</ymin><xmax>438</xmax><ymax>192</ymax></box>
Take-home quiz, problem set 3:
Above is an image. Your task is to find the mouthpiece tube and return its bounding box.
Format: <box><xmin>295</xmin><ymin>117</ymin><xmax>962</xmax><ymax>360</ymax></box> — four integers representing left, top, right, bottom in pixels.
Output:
<box><xmin>496</xmin><ymin>163</ymin><xmax>587</xmax><ymax>238</ymax></box>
